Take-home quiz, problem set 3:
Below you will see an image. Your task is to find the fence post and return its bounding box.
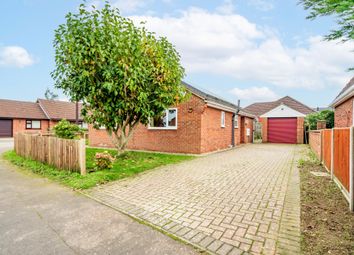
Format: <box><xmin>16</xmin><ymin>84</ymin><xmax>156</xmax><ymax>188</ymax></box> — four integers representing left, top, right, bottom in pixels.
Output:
<box><xmin>331</xmin><ymin>129</ymin><xmax>334</xmax><ymax>180</ymax></box>
<box><xmin>349</xmin><ymin>127</ymin><xmax>354</xmax><ymax>212</ymax></box>
<box><xmin>79</xmin><ymin>138</ymin><xmax>86</xmax><ymax>176</ymax></box>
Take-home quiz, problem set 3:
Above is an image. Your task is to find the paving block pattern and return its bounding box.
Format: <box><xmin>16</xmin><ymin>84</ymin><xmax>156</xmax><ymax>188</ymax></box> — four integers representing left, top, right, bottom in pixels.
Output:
<box><xmin>86</xmin><ymin>144</ymin><xmax>300</xmax><ymax>255</ymax></box>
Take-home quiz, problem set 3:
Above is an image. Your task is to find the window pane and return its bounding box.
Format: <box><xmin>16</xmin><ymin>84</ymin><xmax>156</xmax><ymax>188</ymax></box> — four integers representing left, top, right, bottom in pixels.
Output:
<box><xmin>168</xmin><ymin>109</ymin><xmax>177</xmax><ymax>127</ymax></box>
<box><xmin>26</xmin><ymin>121</ymin><xmax>31</xmax><ymax>129</ymax></box>
<box><xmin>152</xmin><ymin>111</ymin><xmax>167</xmax><ymax>127</ymax></box>
<box><xmin>221</xmin><ymin>112</ymin><xmax>225</xmax><ymax>126</ymax></box>
<box><xmin>32</xmin><ymin>121</ymin><xmax>41</xmax><ymax>129</ymax></box>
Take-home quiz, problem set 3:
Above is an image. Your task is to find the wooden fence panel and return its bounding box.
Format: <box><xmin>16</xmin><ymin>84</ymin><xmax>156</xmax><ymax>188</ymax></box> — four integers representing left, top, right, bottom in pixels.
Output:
<box><xmin>333</xmin><ymin>128</ymin><xmax>350</xmax><ymax>192</ymax></box>
<box><xmin>322</xmin><ymin>129</ymin><xmax>332</xmax><ymax>171</ymax></box>
<box><xmin>14</xmin><ymin>133</ymin><xmax>86</xmax><ymax>174</ymax></box>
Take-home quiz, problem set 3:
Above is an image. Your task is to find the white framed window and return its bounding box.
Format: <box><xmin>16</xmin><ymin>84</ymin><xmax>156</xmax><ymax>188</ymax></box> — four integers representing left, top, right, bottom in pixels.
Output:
<box><xmin>80</xmin><ymin>122</ymin><xmax>88</xmax><ymax>129</ymax></box>
<box><xmin>26</xmin><ymin>120</ymin><xmax>41</xmax><ymax>129</ymax></box>
<box><xmin>234</xmin><ymin>116</ymin><xmax>239</xmax><ymax>128</ymax></box>
<box><xmin>221</xmin><ymin>111</ymin><xmax>225</xmax><ymax>128</ymax></box>
<box><xmin>149</xmin><ymin>108</ymin><xmax>178</xmax><ymax>130</ymax></box>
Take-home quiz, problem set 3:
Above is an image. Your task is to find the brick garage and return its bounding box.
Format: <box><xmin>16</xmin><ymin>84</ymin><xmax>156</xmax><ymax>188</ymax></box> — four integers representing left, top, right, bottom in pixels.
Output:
<box><xmin>331</xmin><ymin>77</ymin><xmax>354</xmax><ymax>127</ymax></box>
<box><xmin>245</xmin><ymin>96</ymin><xmax>314</xmax><ymax>144</ymax></box>
<box><xmin>89</xmin><ymin>82</ymin><xmax>255</xmax><ymax>154</ymax></box>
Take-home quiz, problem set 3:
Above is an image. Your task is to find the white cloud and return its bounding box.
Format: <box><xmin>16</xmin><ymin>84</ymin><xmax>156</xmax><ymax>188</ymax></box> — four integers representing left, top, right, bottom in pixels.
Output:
<box><xmin>247</xmin><ymin>0</ymin><xmax>274</xmax><ymax>11</ymax></box>
<box><xmin>230</xmin><ymin>86</ymin><xmax>278</xmax><ymax>101</ymax></box>
<box><xmin>0</xmin><ymin>46</ymin><xmax>35</xmax><ymax>68</ymax></box>
<box><xmin>130</xmin><ymin>6</ymin><xmax>353</xmax><ymax>90</ymax></box>
<box><xmin>112</xmin><ymin>0</ymin><xmax>148</xmax><ymax>13</ymax></box>
<box><xmin>216</xmin><ymin>0</ymin><xmax>235</xmax><ymax>15</ymax></box>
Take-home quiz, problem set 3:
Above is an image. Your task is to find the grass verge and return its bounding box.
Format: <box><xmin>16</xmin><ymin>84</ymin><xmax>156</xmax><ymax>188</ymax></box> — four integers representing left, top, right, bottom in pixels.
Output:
<box><xmin>299</xmin><ymin>150</ymin><xmax>354</xmax><ymax>255</ymax></box>
<box><xmin>3</xmin><ymin>148</ymin><xmax>194</xmax><ymax>190</ymax></box>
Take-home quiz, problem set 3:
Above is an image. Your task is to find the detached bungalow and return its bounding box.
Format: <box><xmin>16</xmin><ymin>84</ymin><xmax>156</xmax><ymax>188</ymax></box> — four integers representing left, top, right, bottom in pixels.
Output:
<box><xmin>0</xmin><ymin>99</ymin><xmax>84</xmax><ymax>138</ymax></box>
<box><xmin>331</xmin><ymin>77</ymin><xmax>354</xmax><ymax>127</ymax></box>
<box><xmin>244</xmin><ymin>96</ymin><xmax>314</xmax><ymax>144</ymax></box>
<box><xmin>89</xmin><ymin>82</ymin><xmax>255</xmax><ymax>154</ymax></box>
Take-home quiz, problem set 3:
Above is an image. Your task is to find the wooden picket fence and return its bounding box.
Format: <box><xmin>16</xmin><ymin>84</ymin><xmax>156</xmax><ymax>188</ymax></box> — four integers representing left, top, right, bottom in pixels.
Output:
<box><xmin>309</xmin><ymin>128</ymin><xmax>354</xmax><ymax>211</ymax></box>
<box><xmin>14</xmin><ymin>133</ymin><xmax>86</xmax><ymax>175</ymax></box>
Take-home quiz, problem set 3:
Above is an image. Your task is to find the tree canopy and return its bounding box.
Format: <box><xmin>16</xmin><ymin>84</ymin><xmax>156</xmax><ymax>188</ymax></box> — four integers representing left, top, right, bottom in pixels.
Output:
<box><xmin>52</xmin><ymin>3</ymin><xmax>186</xmax><ymax>153</ymax></box>
<box><xmin>305</xmin><ymin>109</ymin><xmax>334</xmax><ymax>130</ymax></box>
<box><xmin>300</xmin><ymin>0</ymin><xmax>354</xmax><ymax>42</ymax></box>
<box><xmin>44</xmin><ymin>88</ymin><xmax>58</xmax><ymax>100</ymax></box>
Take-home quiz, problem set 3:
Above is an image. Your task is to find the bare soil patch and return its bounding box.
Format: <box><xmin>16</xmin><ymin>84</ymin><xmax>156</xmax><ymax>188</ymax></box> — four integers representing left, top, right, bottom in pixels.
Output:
<box><xmin>299</xmin><ymin>154</ymin><xmax>354</xmax><ymax>255</ymax></box>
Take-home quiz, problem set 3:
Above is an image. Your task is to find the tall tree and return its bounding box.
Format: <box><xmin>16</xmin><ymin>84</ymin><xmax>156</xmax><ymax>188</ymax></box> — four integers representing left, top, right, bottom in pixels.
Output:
<box><xmin>44</xmin><ymin>88</ymin><xmax>59</xmax><ymax>100</ymax></box>
<box><xmin>300</xmin><ymin>0</ymin><xmax>354</xmax><ymax>42</ymax></box>
<box><xmin>52</xmin><ymin>3</ymin><xmax>186</xmax><ymax>154</ymax></box>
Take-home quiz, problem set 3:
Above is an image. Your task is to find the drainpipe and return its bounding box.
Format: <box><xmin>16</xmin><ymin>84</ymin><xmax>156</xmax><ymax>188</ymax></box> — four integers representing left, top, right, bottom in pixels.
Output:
<box><xmin>232</xmin><ymin>100</ymin><xmax>241</xmax><ymax>147</ymax></box>
<box><xmin>75</xmin><ymin>101</ymin><xmax>79</xmax><ymax>125</ymax></box>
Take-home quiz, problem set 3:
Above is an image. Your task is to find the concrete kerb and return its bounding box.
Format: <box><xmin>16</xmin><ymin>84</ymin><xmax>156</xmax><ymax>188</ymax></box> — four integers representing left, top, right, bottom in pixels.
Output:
<box><xmin>87</xmin><ymin>144</ymin><xmax>248</xmax><ymax>157</ymax></box>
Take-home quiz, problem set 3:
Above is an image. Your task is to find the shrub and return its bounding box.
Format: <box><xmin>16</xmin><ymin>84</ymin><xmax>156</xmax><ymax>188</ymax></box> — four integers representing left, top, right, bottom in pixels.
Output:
<box><xmin>94</xmin><ymin>151</ymin><xmax>115</xmax><ymax>171</ymax></box>
<box><xmin>53</xmin><ymin>119</ymin><xmax>83</xmax><ymax>139</ymax></box>
<box><xmin>305</xmin><ymin>110</ymin><xmax>334</xmax><ymax>130</ymax></box>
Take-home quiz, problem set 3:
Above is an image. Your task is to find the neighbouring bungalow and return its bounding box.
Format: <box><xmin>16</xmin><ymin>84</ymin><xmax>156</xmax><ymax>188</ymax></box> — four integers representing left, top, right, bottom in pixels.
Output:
<box><xmin>331</xmin><ymin>77</ymin><xmax>354</xmax><ymax>127</ymax></box>
<box><xmin>89</xmin><ymin>82</ymin><xmax>256</xmax><ymax>154</ymax></box>
<box><xmin>0</xmin><ymin>99</ymin><xmax>84</xmax><ymax>138</ymax></box>
<box><xmin>244</xmin><ymin>96</ymin><xmax>314</xmax><ymax>144</ymax></box>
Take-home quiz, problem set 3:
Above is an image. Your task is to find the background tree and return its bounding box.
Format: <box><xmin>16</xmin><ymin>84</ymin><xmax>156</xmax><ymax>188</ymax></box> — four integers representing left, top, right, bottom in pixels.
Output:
<box><xmin>44</xmin><ymin>88</ymin><xmax>59</xmax><ymax>100</ymax></box>
<box><xmin>52</xmin><ymin>3</ymin><xmax>186</xmax><ymax>154</ymax></box>
<box><xmin>305</xmin><ymin>110</ymin><xmax>334</xmax><ymax>130</ymax></box>
<box><xmin>300</xmin><ymin>0</ymin><xmax>354</xmax><ymax>42</ymax></box>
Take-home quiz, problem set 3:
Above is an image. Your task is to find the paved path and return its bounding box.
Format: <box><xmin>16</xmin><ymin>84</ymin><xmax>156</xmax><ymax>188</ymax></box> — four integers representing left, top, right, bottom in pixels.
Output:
<box><xmin>87</xmin><ymin>144</ymin><xmax>301</xmax><ymax>255</ymax></box>
<box><xmin>0</xmin><ymin>139</ymin><xmax>196</xmax><ymax>255</ymax></box>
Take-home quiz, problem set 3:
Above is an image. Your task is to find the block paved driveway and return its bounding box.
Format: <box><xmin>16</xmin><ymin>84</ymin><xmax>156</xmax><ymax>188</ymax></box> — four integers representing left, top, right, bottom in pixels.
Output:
<box><xmin>87</xmin><ymin>144</ymin><xmax>301</xmax><ymax>255</ymax></box>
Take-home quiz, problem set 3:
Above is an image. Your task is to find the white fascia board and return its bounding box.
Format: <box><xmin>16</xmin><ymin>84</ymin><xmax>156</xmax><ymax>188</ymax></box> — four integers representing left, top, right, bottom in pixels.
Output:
<box><xmin>205</xmin><ymin>100</ymin><xmax>236</xmax><ymax>113</ymax></box>
<box><xmin>331</xmin><ymin>86</ymin><xmax>354</xmax><ymax>108</ymax></box>
<box><xmin>260</xmin><ymin>104</ymin><xmax>306</xmax><ymax>118</ymax></box>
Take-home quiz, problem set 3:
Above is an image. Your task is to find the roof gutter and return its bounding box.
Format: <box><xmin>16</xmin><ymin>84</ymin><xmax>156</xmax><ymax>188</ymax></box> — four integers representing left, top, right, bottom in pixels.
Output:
<box><xmin>331</xmin><ymin>86</ymin><xmax>354</xmax><ymax>107</ymax></box>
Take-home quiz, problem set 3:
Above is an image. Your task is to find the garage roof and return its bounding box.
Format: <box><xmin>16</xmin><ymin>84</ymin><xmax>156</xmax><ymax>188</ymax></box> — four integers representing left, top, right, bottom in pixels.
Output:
<box><xmin>0</xmin><ymin>99</ymin><xmax>48</xmax><ymax>119</ymax></box>
<box><xmin>244</xmin><ymin>96</ymin><xmax>314</xmax><ymax>117</ymax></box>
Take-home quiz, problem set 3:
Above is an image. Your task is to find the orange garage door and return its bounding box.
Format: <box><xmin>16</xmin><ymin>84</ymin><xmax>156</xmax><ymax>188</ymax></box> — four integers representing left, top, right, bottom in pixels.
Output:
<box><xmin>268</xmin><ymin>118</ymin><xmax>297</xmax><ymax>144</ymax></box>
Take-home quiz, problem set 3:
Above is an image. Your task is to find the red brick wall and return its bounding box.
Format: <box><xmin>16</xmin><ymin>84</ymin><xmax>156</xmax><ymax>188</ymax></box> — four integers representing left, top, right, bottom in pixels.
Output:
<box><xmin>89</xmin><ymin>95</ymin><xmax>205</xmax><ymax>154</ymax></box>
<box><xmin>334</xmin><ymin>96</ymin><xmax>353</xmax><ymax>127</ymax></box>
<box><xmin>200</xmin><ymin>107</ymin><xmax>233</xmax><ymax>153</ymax></box>
<box><xmin>242</xmin><ymin>117</ymin><xmax>254</xmax><ymax>144</ymax></box>
<box><xmin>234</xmin><ymin>115</ymin><xmax>241</xmax><ymax>146</ymax></box>
<box><xmin>297</xmin><ymin>117</ymin><xmax>305</xmax><ymax>144</ymax></box>
<box><xmin>88</xmin><ymin>95</ymin><xmax>255</xmax><ymax>154</ymax></box>
<box><xmin>309</xmin><ymin>131</ymin><xmax>321</xmax><ymax>159</ymax></box>
<box><xmin>260</xmin><ymin>117</ymin><xmax>268</xmax><ymax>142</ymax></box>
<box><xmin>13</xmin><ymin>119</ymin><xmax>49</xmax><ymax>135</ymax></box>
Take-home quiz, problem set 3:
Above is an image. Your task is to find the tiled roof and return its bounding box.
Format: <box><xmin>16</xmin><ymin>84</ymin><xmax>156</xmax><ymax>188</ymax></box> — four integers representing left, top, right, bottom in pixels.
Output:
<box><xmin>0</xmin><ymin>99</ymin><xmax>48</xmax><ymax>119</ymax></box>
<box><xmin>244</xmin><ymin>96</ymin><xmax>315</xmax><ymax>117</ymax></box>
<box><xmin>37</xmin><ymin>99</ymin><xmax>83</xmax><ymax>121</ymax></box>
<box><xmin>183</xmin><ymin>81</ymin><xmax>255</xmax><ymax>118</ymax></box>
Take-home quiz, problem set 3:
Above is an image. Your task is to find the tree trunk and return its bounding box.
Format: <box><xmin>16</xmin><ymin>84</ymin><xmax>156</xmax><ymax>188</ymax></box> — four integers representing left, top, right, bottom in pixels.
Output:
<box><xmin>108</xmin><ymin>121</ymin><xmax>139</xmax><ymax>155</ymax></box>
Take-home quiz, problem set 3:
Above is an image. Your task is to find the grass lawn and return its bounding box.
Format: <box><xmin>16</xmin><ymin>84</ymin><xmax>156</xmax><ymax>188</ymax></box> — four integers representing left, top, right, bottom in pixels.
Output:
<box><xmin>299</xmin><ymin>150</ymin><xmax>354</xmax><ymax>255</ymax></box>
<box><xmin>3</xmin><ymin>148</ymin><xmax>194</xmax><ymax>190</ymax></box>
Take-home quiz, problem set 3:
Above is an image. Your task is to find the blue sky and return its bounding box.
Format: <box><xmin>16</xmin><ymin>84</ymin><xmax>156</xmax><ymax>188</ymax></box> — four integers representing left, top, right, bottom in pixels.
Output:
<box><xmin>0</xmin><ymin>0</ymin><xmax>353</xmax><ymax>107</ymax></box>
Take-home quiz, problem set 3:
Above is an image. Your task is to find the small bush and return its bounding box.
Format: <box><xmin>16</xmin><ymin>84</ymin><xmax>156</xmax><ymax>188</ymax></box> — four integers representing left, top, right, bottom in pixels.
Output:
<box><xmin>53</xmin><ymin>119</ymin><xmax>83</xmax><ymax>139</ymax></box>
<box><xmin>94</xmin><ymin>151</ymin><xmax>115</xmax><ymax>171</ymax></box>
